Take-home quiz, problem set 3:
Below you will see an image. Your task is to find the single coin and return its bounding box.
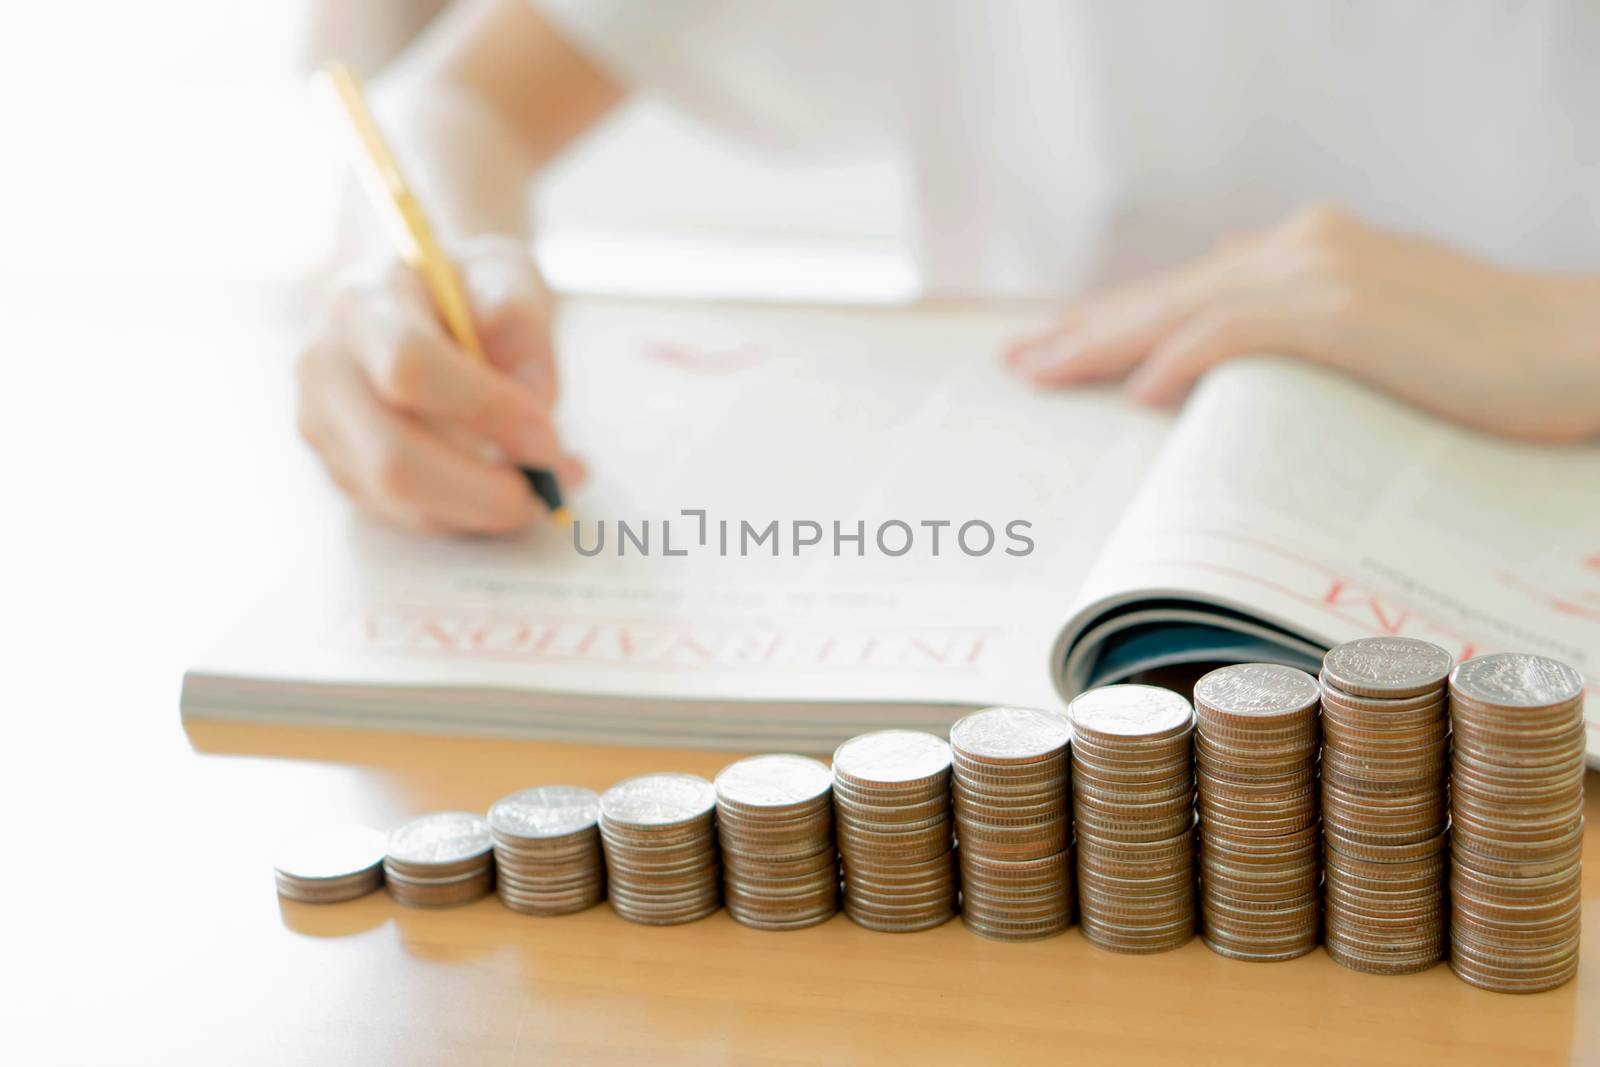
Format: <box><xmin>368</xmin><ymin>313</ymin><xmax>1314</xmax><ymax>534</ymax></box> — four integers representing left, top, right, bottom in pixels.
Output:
<box><xmin>844</xmin><ymin>906</ymin><xmax>956</xmax><ymax>933</ymax></box>
<box><xmin>1322</xmin><ymin>637</ymin><xmax>1453</xmax><ymax>700</ymax></box>
<box><xmin>600</xmin><ymin>773</ymin><xmax>717</xmax><ymax>828</ymax></box>
<box><xmin>835</xmin><ymin>793</ymin><xmax>950</xmax><ymax>828</ymax></box>
<box><xmin>950</xmin><ymin>706</ymin><xmax>1073</xmax><ymax>764</ymax></box>
<box><xmin>385</xmin><ymin>867</ymin><xmax>495</xmax><ymax>908</ymax></box>
<box><xmin>1071</xmin><ymin>731</ymin><xmax>1192</xmax><ymax>762</ymax></box>
<box><xmin>1320</xmin><ymin>685</ymin><xmax>1448</xmax><ymax>720</ymax></box>
<box><xmin>715</xmin><ymin>754</ymin><xmax>833</xmax><ymax>809</ymax></box>
<box><xmin>962</xmin><ymin>912</ymin><xmax>1072</xmax><ymax>943</ymax></box>
<box><xmin>723</xmin><ymin>869</ymin><xmax>837</xmax><ymax>896</ymax></box>
<box><xmin>963</xmin><ymin>880</ymin><xmax>1072</xmax><ymax>905</ymax></box>
<box><xmin>1069</xmin><ymin>684</ymin><xmax>1195</xmax><ymax>740</ymax></box>
<box><xmin>834</xmin><ymin>730</ymin><xmax>953</xmax><ymax>787</ymax></box>
<box><xmin>1450</xmin><ymin>653</ymin><xmax>1585</xmax><ymax>709</ymax></box>
<box><xmin>1204</xmin><ymin>936</ymin><xmax>1319</xmax><ymax>963</ymax></box>
<box><xmin>610</xmin><ymin>900</ymin><xmax>721</xmax><ymax>926</ymax></box>
<box><xmin>274</xmin><ymin>870</ymin><xmax>384</xmax><ymax>904</ymax></box>
<box><xmin>492</xmin><ymin>827</ymin><xmax>600</xmax><ymax>855</ymax></box>
<box><xmin>1194</xmin><ymin>663</ymin><xmax>1320</xmax><ymax>721</ymax></box>
<box><xmin>488</xmin><ymin>786</ymin><xmax>600</xmax><ymax>841</ymax></box>
<box><xmin>387</xmin><ymin>812</ymin><xmax>493</xmax><ymax>867</ymax></box>
<box><xmin>274</xmin><ymin>825</ymin><xmax>387</xmax><ymax>885</ymax></box>
<box><xmin>727</xmin><ymin>907</ymin><xmax>837</xmax><ymax>932</ymax></box>
<box><xmin>951</xmin><ymin>763</ymin><xmax>1068</xmax><ymax>795</ymax></box>
<box><xmin>1325</xmin><ymin>939</ymin><xmax>1443</xmax><ymax>977</ymax></box>
<box><xmin>500</xmin><ymin>892</ymin><xmax>606</xmax><ymax>917</ymax></box>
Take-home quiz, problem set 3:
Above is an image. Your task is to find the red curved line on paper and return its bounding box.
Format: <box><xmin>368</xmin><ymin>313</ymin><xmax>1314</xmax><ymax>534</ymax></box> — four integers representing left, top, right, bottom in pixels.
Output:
<box><xmin>1495</xmin><ymin>571</ymin><xmax>1600</xmax><ymax>624</ymax></box>
<box><xmin>642</xmin><ymin>341</ymin><xmax>764</xmax><ymax>373</ymax></box>
<box><xmin>1181</xmin><ymin>526</ymin><xmax>1600</xmax><ymax>626</ymax></box>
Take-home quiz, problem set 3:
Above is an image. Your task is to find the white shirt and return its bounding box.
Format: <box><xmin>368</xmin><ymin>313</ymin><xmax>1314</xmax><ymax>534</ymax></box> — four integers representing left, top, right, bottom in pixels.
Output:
<box><xmin>535</xmin><ymin>0</ymin><xmax>1600</xmax><ymax>298</ymax></box>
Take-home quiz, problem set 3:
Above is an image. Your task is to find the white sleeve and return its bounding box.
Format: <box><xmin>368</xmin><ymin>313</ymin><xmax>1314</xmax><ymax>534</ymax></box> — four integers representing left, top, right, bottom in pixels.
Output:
<box><xmin>531</xmin><ymin>0</ymin><xmax>897</xmax><ymax>150</ymax></box>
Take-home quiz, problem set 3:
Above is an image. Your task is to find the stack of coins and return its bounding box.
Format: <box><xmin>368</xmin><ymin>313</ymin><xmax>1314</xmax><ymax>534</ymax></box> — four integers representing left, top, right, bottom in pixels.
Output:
<box><xmin>384</xmin><ymin>812</ymin><xmax>496</xmax><ymax>907</ymax></box>
<box><xmin>715</xmin><ymin>754</ymin><xmax>839</xmax><ymax>930</ymax></box>
<box><xmin>1068</xmin><ymin>685</ymin><xmax>1197</xmax><ymax>954</ymax></box>
<box><xmin>1194</xmin><ymin>664</ymin><xmax>1322</xmax><ymax>961</ymax></box>
<box><xmin>599</xmin><ymin>773</ymin><xmax>721</xmax><ymax>925</ymax></box>
<box><xmin>488</xmin><ymin>786</ymin><xmax>606</xmax><ymax>916</ymax></box>
<box><xmin>273</xmin><ymin>825</ymin><xmax>387</xmax><ymax>903</ymax></box>
<box><xmin>1319</xmin><ymin>637</ymin><xmax>1451</xmax><ymax>975</ymax></box>
<box><xmin>833</xmin><ymin>730</ymin><xmax>958</xmax><ymax>932</ymax></box>
<box><xmin>1449</xmin><ymin>653</ymin><xmax>1586</xmax><ymax>993</ymax></box>
<box><xmin>949</xmin><ymin>706</ymin><xmax>1075</xmax><ymax>941</ymax></box>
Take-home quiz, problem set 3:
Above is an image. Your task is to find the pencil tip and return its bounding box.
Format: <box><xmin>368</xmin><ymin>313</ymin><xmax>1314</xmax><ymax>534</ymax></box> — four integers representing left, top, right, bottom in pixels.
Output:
<box><xmin>551</xmin><ymin>506</ymin><xmax>573</xmax><ymax>528</ymax></box>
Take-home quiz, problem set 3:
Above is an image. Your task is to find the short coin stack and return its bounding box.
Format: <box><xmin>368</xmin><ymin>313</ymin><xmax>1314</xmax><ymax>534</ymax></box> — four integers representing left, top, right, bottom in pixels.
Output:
<box><xmin>833</xmin><ymin>730</ymin><xmax>958</xmax><ymax>932</ymax></box>
<box><xmin>1449</xmin><ymin>653</ymin><xmax>1586</xmax><ymax>993</ymax></box>
<box><xmin>1319</xmin><ymin>637</ymin><xmax>1451</xmax><ymax>975</ymax></box>
<box><xmin>1194</xmin><ymin>664</ymin><xmax>1322</xmax><ymax>961</ymax></box>
<box><xmin>1068</xmin><ymin>685</ymin><xmax>1197</xmax><ymax>954</ymax></box>
<box><xmin>949</xmin><ymin>706</ymin><xmax>1075</xmax><ymax>941</ymax></box>
<box><xmin>273</xmin><ymin>825</ymin><xmax>387</xmax><ymax>903</ymax></box>
<box><xmin>488</xmin><ymin>786</ymin><xmax>606</xmax><ymax>916</ymax></box>
<box><xmin>599</xmin><ymin>773</ymin><xmax>721</xmax><ymax>925</ymax></box>
<box><xmin>715</xmin><ymin>755</ymin><xmax>839</xmax><ymax>930</ymax></box>
<box><xmin>384</xmin><ymin>812</ymin><xmax>496</xmax><ymax>907</ymax></box>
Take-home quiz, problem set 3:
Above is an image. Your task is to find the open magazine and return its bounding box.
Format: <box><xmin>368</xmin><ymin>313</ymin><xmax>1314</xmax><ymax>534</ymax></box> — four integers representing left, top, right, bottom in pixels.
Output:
<box><xmin>181</xmin><ymin>297</ymin><xmax>1600</xmax><ymax>760</ymax></box>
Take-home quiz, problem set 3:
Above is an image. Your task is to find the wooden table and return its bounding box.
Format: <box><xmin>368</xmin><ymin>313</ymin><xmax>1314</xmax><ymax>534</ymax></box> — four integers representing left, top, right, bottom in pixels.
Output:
<box><xmin>6</xmin><ymin>711</ymin><xmax>1590</xmax><ymax>1066</ymax></box>
<box><xmin>4</xmin><ymin>280</ymin><xmax>1596</xmax><ymax>1066</ymax></box>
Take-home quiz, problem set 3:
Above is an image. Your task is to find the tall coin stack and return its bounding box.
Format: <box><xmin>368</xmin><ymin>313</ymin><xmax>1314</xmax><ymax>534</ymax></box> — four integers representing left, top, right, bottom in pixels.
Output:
<box><xmin>1448</xmin><ymin>653</ymin><xmax>1586</xmax><ymax>993</ymax></box>
<box><xmin>833</xmin><ymin>730</ymin><xmax>959</xmax><ymax>932</ymax></box>
<box><xmin>1068</xmin><ymin>685</ymin><xmax>1197</xmax><ymax>954</ymax></box>
<box><xmin>488</xmin><ymin>786</ymin><xmax>606</xmax><ymax>916</ymax></box>
<box><xmin>1194</xmin><ymin>664</ymin><xmax>1322</xmax><ymax>961</ymax></box>
<box><xmin>949</xmin><ymin>706</ymin><xmax>1075</xmax><ymax>941</ymax></box>
<box><xmin>714</xmin><ymin>755</ymin><xmax>839</xmax><ymax>930</ymax></box>
<box><xmin>599</xmin><ymin>773</ymin><xmax>721</xmax><ymax>925</ymax></box>
<box><xmin>383</xmin><ymin>812</ymin><xmax>496</xmax><ymax>907</ymax></box>
<box><xmin>1319</xmin><ymin>637</ymin><xmax>1451</xmax><ymax>975</ymax></box>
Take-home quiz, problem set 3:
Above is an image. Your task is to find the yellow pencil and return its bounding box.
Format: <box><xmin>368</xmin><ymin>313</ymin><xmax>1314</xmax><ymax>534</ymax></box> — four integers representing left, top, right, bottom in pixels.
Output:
<box><xmin>314</xmin><ymin>61</ymin><xmax>569</xmax><ymax>526</ymax></box>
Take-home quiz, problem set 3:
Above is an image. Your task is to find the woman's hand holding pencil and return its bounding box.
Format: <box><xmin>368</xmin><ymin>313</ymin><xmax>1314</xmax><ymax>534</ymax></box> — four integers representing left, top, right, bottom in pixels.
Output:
<box><xmin>298</xmin><ymin>61</ymin><xmax>585</xmax><ymax>536</ymax></box>
<box><xmin>295</xmin><ymin>236</ymin><xmax>586</xmax><ymax>535</ymax></box>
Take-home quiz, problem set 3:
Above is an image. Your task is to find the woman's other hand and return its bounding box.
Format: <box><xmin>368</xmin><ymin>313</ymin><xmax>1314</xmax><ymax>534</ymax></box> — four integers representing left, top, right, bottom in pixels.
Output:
<box><xmin>1007</xmin><ymin>205</ymin><xmax>1600</xmax><ymax>443</ymax></box>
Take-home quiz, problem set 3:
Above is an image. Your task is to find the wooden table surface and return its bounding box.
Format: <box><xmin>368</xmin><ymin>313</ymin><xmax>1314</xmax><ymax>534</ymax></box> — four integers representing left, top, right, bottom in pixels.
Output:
<box><xmin>4</xmin><ymin>280</ymin><xmax>1596</xmax><ymax>1066</ymax></box>
<box><xmin>8</xmin><ymin>711</ymin><xmax>1591</xmax><ymax>1065</ymax></box>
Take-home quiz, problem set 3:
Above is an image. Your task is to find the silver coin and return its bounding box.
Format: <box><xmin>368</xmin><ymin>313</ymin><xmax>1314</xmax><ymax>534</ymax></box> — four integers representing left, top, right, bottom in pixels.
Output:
<box><xmin>610</xmin><ymin>901</ymin><xmax>721</xmax><ymax>926</ymax></box>
<box><xmin>1451</xmin><ymin>653</ymin><xmax>1585</xmax><ymax>708</ymax></box>
<box><xmin>949</xmin><ymin>706</ymin><xmax>1073</xmax><ymax>763</ymax></box>
<box><xmin>274</xmin><ymin>869</ymin><xmax>383</xmax><ymax>904</ymax></box>
<box><xmin>274</xmin><ymin>825</ymin><xmax>386</xmax><ymax>882</ymax></box>
<box><xmin>844</xmin><ymin>909</ymin><xmax>956</xmax><ymax>933</ymax></box>
<box><xmin>715</xmin><ymin>754</ymin><xmax>833</xmax><ymax>808</ymax></box>
<box><xmin>600</xmin><ymin>773</ymin><xmax>717</xmax><ymax>827</ymax></box>
<box><xmin>382</xmin><ymin>858</ymin><xmax>494</xmax><ymax>886</ymax></box>
<box><xmin>1194</xmin><ymin>663</ymin><xmax>1320</xmax><ymax>718</ymax></box>
<box><xmin>833</xmin><ymin>730</ymin><xmax>951</xmax><ymax>785</ymax></box>
<box><xmin>385</xmin><ymin>867</ymin><xmax>495</xmax><ymax>908</ymax></box>
<box><xmin>1321</xmin><ymin>637</ymin><xmax>1453</xmax><ymax>699</ymax></box>
<box><xmin>386</xmin><ymin>812</ymin><xmax>493</xmax><ymax>866</ymax></box>
<box><xmin>1069</xmin><ymin>685</ymin><xmax>1194</xmax><ymax>739</ymax></box>
<box><xmin>727</xmin><ymin>908</ymin><xmax>837</xmax><ymax>931</ymax></box>
<box><xmin>488</xmin><ymin>786</ymin><xmax>600</xmax><ymax>840</ymax></box>
<box><xmin>499</xmin><ymin>895</ymin><xmax>604</xmax><ymax>917</ymax></box>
